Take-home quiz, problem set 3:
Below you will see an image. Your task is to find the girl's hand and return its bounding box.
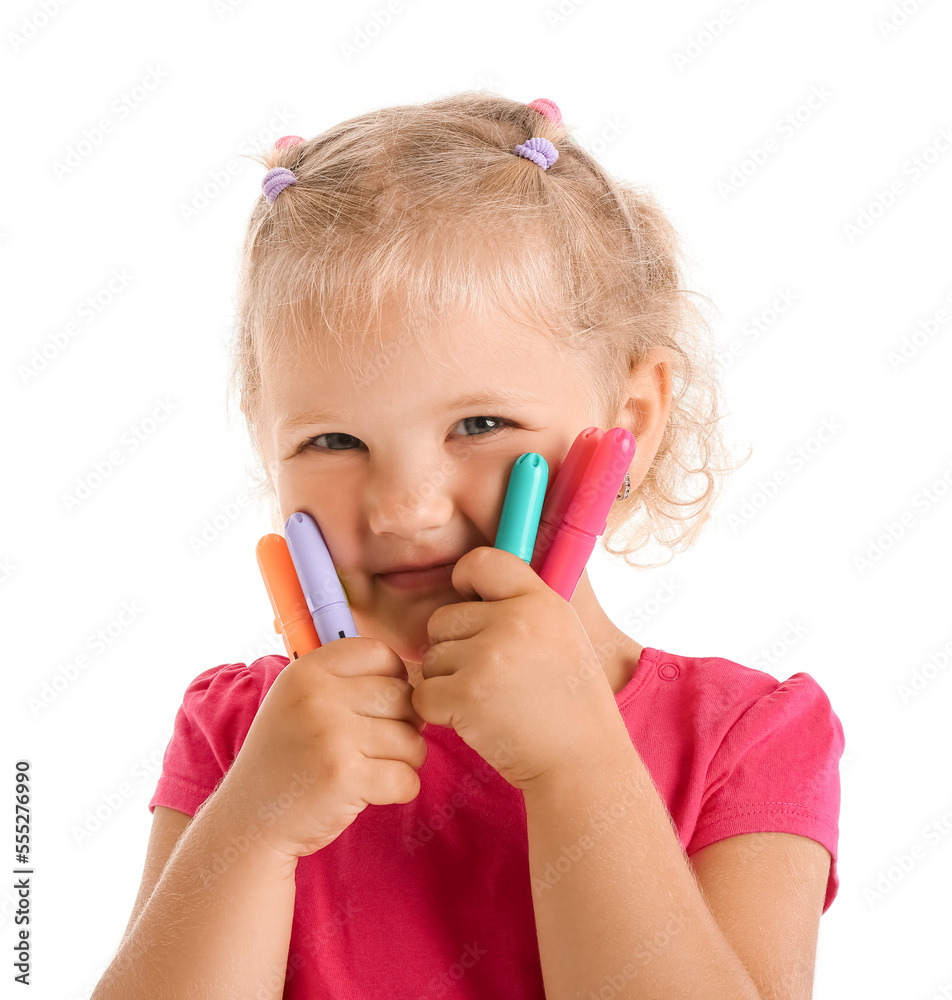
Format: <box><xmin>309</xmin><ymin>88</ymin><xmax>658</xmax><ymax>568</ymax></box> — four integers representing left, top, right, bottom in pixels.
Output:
<box><xmin>218</xmin><ymin>638</ymin><xmax>427</xmax><ymax>860</ymax></box>
<box><xmin>413</xmin><ymin>546</ymin><xmax>627</xmax><ymax>792</ymax></box>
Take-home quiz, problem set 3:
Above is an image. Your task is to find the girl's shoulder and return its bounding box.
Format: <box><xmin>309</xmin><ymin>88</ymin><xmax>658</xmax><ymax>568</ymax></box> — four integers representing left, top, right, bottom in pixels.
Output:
<box><xmin>636</xmin><ymin>645</ymin><xmax>836</xmax><ymax>705</ymax></box>
<box><xmin>149</xmin><ymin>655</ymin><xmax>291</xmax><ymax>817</ymax></box>
<box><xmin>639</xmin><ymin>649</ymin><xmax>846</xmax><ymax>916</ymax></box>
<box><xmin>627</xmin><ymin>646</ymin><xmax>844</xmax><ymax>756</ymax></box>
<box><xmin>178</xmin><ymin>654</ymin><xmax>288</xmax><ymax>702</ymax></box>
<box><xmin>171</xmin><ymin>654</ymin><xmax>289</xmax><ymax>747</ymax></box>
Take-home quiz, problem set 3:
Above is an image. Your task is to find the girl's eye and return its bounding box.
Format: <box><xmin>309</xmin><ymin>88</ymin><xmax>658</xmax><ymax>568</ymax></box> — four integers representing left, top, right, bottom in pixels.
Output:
<box><xmin>301</xmin><ymin>416</ymin><xmax>514</xmax><ymax>453</ymax></box>
<box><xmin>456</xmin><ymin>415</ymin><xmax>514</xmax><ymax>439</ymax></box>
<box><xmin>304</xmin><ymin>432</ymin><xmax>363</xmax><ymax>452</ymax></box>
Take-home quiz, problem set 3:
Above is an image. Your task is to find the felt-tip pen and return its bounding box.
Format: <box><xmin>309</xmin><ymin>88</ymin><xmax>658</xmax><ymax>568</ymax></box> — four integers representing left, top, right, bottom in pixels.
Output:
<box><xmin>256</xmin><ymin>533</ymin><xmax>321</xmax><ymax>660</ymax></box>
<box><xmin>494</xmin><ymin>452</ymin><xmax>548</xmax><ymax>562</ymax></box>
<box><xmin>538</xmin><ymin>428</ymin><xmax>636</xmax><ymax>602</ymax></box>
<box><xmin>285</xmin><ymin>512</ymin><xmax>360</xmax><ymax>644</ymax></box>
<box><xmin>530</xmin><ymin>427</ymin><xmax>602</xmax><ymax>574</ymax></box>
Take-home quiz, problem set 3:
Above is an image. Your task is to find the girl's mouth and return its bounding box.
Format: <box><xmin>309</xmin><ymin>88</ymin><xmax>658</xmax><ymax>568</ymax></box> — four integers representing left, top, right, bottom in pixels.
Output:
<box><xmin>376</xmin><ymin>563</ymin><xmax>456</xmax><ymax>590</ymax></box>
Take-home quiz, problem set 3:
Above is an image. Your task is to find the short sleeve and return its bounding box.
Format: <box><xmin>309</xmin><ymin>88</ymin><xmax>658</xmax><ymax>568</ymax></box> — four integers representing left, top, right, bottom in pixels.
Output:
<box><xmin>687</xmin><ymin>671</ymin><xmax>845</xmax><ymax>913</ymax></box>
<box><xmin>148</xmin><ymin>661</ymin><xmax>268</xmax><ymax>818</ymax></box>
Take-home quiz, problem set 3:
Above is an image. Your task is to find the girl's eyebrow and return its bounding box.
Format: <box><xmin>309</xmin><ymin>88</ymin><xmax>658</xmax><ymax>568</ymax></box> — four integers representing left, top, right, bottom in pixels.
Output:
<box><xmin>279</xmin><ymin>388</ymin><xmax>547</xmax><ymax>431</ymax></box>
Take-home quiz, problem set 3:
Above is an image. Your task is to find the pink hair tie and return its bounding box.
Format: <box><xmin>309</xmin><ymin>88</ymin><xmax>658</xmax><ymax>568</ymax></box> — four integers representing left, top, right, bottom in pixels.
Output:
<box><xmin>275</xmin><ymin>135</ymin><xmax>304</xmax><ymax>149</ymax></box>
<box><xmin>527</xmin><ymin>98</ymin><xmax>563</xmax><ymax>127</ymax></box>
<box><xmin>513</xmin><ymin>136</ymin><xmax>558</xmax><ymax>170</ymax></box>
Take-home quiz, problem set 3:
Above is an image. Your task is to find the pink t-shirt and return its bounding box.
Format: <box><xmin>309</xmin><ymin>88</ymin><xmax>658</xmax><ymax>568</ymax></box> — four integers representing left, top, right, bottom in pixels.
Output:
<box><xmin>149</xmin><ymin>646</ymin><xmax>844</xmax><ymax>998</ymax></box>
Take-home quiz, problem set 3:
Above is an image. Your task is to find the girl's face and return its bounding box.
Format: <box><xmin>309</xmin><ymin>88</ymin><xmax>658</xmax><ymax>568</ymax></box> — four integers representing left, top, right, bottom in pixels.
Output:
<box><xmin>258</xmin><ymin>301</ymin><xmax>609</xmax><ymax>670</ymax></box>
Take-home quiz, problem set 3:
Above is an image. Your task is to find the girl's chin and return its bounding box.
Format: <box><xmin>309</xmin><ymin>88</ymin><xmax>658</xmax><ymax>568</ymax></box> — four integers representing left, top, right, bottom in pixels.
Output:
<box><xmin>351</xmin><ymin>583</ymin><xmax>465</xmax><ymax>657</ymax></box>
<box><xmin>350</xmin><ymin>610</ymin><xmax>431</xmax><ymax>663</ymax></box>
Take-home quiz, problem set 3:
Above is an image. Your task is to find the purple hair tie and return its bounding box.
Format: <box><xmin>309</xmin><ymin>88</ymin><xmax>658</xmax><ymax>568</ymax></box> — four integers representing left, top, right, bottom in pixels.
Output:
<box><xmin>262</xmin><ymin>167</ymin><xmax>297</xmax><ymax>204</ymax></box>
<box><xmin>513</xmin><ymin>136</ymin><xmax>558</xmax><ymax>170</ymax></box>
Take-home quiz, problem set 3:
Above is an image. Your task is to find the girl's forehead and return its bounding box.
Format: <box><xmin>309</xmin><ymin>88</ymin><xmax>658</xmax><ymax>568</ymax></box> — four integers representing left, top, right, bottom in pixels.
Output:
<box><xmin>258</xmin><ymin>327</ymin><xmax>597</xmax><ymax>441</ymax></box>
<box><xmin>267</xmin><ymin>305</ymin><xmax>568</xmax><ymax>387</ymax></box>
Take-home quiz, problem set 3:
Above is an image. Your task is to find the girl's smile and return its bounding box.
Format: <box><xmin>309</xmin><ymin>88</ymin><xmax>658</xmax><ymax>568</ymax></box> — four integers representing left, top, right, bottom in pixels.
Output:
<box><xmin>376</xmin><ymin>561</ymin><xmax>457</xmax><ymax>590</ymax></box>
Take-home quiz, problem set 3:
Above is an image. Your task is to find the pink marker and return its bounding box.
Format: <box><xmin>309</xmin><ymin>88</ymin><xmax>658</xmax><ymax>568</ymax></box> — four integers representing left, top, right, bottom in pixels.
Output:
<box><xmin>537</xmin><ymin>427</ymin><xmax>636</xmax><ymax>602</ymax></box>
<box><xmin>529</xmin><ymin>427</ymin><xmax>602</xmax><ymax>575</ymax></box>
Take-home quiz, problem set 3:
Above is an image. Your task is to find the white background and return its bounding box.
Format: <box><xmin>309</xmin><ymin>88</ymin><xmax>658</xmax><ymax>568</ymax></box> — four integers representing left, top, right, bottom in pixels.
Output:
<box><xmin>3</xmin><ymin>0</ymin><xmax>951</xmax><ymax>997</ymax></box>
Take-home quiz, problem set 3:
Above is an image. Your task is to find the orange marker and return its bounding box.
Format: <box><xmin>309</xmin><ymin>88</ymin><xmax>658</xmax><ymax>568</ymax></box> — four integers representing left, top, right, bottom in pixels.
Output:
<box><xmin>256</xmin><ymin>534</ymin><xmax>321</xmax><ymax>659</ymax></box>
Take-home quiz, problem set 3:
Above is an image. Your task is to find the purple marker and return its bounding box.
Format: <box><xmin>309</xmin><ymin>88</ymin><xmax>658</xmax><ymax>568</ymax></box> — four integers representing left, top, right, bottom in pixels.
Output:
<box><xmin>284</xmin><ymin>512</ymin><xmax>359</xmax><ymax>643</ymax></box>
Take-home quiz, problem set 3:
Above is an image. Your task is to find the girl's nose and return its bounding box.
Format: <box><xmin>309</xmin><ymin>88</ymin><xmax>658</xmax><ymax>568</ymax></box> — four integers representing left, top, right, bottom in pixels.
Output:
<box><xmin>365</xmin><ymin>458</ymin><xmax>457</xmax><ymax>535</ymax></box>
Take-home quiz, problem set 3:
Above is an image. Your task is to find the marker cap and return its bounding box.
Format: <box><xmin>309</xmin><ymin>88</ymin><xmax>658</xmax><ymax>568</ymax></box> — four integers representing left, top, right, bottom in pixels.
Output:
<box><xmin>285</xmin><ymin>512</ymin><xmax>359</xmax><ymax>644</ymax></box>
<box><xmin>563</xmin><ymin>428</ymin><xmax>636</xmax><ymax>536</ymax></box>
<box><xmin>495</xmin><ymin>452</ymin><xmax>548</xmax><ymax>563</ymax></box>
<box><xmin>530</xmin><ymin>427</ymin><xmax>602</xmax><ymax>573</ymax></box>
<box><xmin>255</xmin><ymin>534</ymin><xmax>320</xmax><ymax>658</ymax></box>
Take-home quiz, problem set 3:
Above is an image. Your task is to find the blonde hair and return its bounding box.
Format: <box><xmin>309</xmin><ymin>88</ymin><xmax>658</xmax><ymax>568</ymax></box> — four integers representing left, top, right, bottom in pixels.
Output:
<box><xmin>225</xmin><ymin>90</ymin><xmax>749</xmax><ymax>570</ymax></box>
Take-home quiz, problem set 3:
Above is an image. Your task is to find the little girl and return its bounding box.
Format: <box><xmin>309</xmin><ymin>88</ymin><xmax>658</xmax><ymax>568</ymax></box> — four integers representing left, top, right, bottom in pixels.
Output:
<box><xmin>94</xmin><ymin>93</ymin><xmax>844</xmax><ymax>1000</ymax></box>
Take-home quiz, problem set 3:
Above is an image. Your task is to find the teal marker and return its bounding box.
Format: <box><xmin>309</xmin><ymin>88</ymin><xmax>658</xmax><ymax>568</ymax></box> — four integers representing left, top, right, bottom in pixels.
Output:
<box><xmin>494</xmin><ymin>453</ymin><xmax>548</xmax><ymax>563</ymax></box>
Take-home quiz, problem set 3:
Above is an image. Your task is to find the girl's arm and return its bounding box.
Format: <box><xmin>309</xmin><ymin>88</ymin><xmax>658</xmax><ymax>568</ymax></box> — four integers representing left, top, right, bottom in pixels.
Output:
<box><xmin>91</xmin><ymin>788</ymin><xmax>299</xmax><ymax>1000</ymax></box>
<box><xmin>522</xmin><ymin>727</ymin><xmax>765</xmax><ymax>1000</ymax></box>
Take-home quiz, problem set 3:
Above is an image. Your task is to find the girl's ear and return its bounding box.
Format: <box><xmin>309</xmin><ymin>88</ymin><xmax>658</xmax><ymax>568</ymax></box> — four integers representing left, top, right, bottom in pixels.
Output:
<box><xmin>613</xmin><ymin>349</ymin><xmax>672</xmax><ymax>442</ymax></box>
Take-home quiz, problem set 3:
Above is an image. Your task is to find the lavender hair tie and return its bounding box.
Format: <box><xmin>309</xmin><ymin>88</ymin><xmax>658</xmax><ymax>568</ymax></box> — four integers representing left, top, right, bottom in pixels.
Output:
<box><xmin>513</xmin><ymin>136</ymin><xmax>558</xmax><ymax>170</ymax></box>
<box><xmin>262</xmin><ymin>167</ymin><xmax>297</xmax><ymax>204</ymax></box>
